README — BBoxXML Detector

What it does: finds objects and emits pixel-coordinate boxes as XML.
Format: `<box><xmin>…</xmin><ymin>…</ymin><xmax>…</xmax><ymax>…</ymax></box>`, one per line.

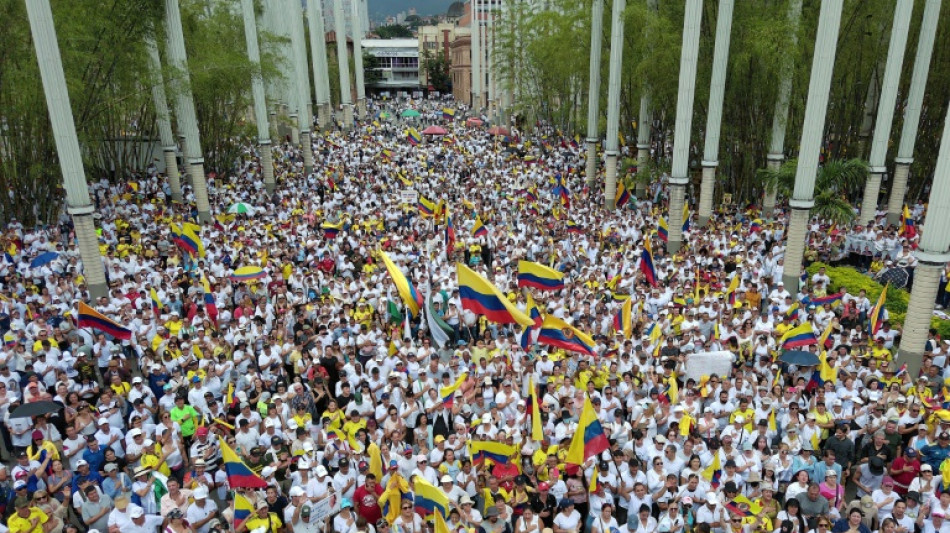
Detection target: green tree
<box><xmin>422</xmin><ymin>51</ymin><xmax>451</xmax><ymax>94</ymax></box>
<box><xmin>758</xmin><ymin>158</ymin><xmax>869</xmax><ymax>224</ymax></box>
<box><xmin>375</xmin><ymin>24</ymin><xmax>413</xmax><ymax>39</ymax></box>
<box><xmin>363</xmin><ymin>51</ymin><xmax>382</xmax><ymax>86</ymax></box>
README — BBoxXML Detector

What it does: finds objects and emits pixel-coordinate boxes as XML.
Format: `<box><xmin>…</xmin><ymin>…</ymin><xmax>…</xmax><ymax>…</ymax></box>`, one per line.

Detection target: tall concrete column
<box><xmin>697</xmin><ymin>0</ymin><xmax>734</xmax><ymax>227</ymax></box>
<box><xmin>288</xmin><ymin>0</ymin><xmax>315</xmax><ymax>174</ymax></box>
<box><xmin>308</xmin><ymin>0</ymin><xmax>333</xmax><ymax>131</ymax></box>
<box><xmin>584</xmin><ymin>0</ymin><xmax>604</xmax><ymax>188</ymax></box>
<box><xmin>763</xmin><ymin>0</ymin><xmax>803</xmax><ymax>220</ymax></box>
<box><xmin>26</xmin><ymin>0</ymin><xmax>108</xmax><ymax>299</ymax></box>
<box><xmin>667</xmin><ymin>0</ymin><xmax>703</xmax><ymax>253</ymax></box>
<box><xmin>333</xmin><ymin>0</ymin><xmax>353</xmax><ymax>130</ymax></box>
<box><xmin>165</xmin><ymin>0</ymin><xmax>211</xmax><ymax>223</ymax></box>
<box><xmin>902</xmin><ymin>100</ymin><xmax>950</xmax><ymax>375</ymax></box>
<box><xmin>886</xmin><ymin>0</ymin><xmax>940</xmax><ymax>226</ymax></box>
<box><xmin>859</xmin><ymin>0</ymin><xmax>913</xmax><ymax>227</ymax></box>
<box><xmin>145</xmin><ymin>34</ymin><xmax>182</xmax><ymax>203</ymax></box>
<box><xmin>634</xmin><ymin>0</ymin><xmax>658</xmax><ymax>199</ymax></box>
<box><xmin>471</xmin><ymin>1</ymin><xmax>482</xmax><ymax>110</ymax></box>
<box><xmin>603</xmin><ymin>0</ymin><xmax>625</xmax><ymax>209</ymax></box>
<box><xmin>782</xmin><ymin>0</ymin><xmax>844</xmax><ymax>290</ymax></box>
<box><xmin>351</xmin><ymin>0</ymin><xmax>366</xmax><ymax>120</ymax></box>
<box><xmin>241</xmin><ymin>0</ymin><xmax>275</xmax><ymax>193</ymax></box>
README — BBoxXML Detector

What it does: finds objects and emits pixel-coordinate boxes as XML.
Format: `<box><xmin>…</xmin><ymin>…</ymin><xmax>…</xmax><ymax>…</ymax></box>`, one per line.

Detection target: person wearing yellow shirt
<box><xmin>8</xmin><ymin>497</ymin><xmax>53</xmax><ymax>533</ymax></box>
<box><xmin>871</xmin><ymin>339</ymin><xmax>892</xmax><ymax>361</ymax></box>
<box><xmin>353</xmin><ymin>300</ymin><xmax>373</xmax><ymax>329</ymax></box>
<box><xmin>166</xmin><ymin>315</ymin><xmax>184</xmax><ymax>337</ymax></box>
<box><xmin>239</xmin><ymin>500</ymin><xmax>283</xmax><ymax>533</ymax></box>
<box><xmin>342</xmin><ymin>411</ymin><xmax>367</xmax><ymax>449</ymax></box>
<box><xmin>730</xmin><ymin>399</ymin><xmax>755</xmax><ymax>432</ymax></box>
<box><xmin>811</xmin><ymin>404</ymin><xmax>834</xmax><ymax>439</ymax></box>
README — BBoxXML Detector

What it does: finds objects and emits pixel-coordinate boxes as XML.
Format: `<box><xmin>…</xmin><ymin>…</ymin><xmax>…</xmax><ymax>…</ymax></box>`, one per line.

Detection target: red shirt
<box><xmin>890</xmin><ymin>456</ymin><xmax>920</xmax><ymax>493</ymax></box>
<box><xmin>353</xmin><ymin>483</ymin><xmax>383</xmax><ymax>523</ymax></box>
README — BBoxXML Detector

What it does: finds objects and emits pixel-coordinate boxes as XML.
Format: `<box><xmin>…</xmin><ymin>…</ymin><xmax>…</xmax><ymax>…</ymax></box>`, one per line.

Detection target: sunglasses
<box><xmin>402</xmin><ymin>506</ymin><xmax>412</xmax><ymax>510</ymax></box>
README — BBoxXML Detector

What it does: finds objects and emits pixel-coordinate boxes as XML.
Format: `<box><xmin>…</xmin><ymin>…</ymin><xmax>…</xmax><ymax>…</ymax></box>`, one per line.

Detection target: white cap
<box><xmin>289</xmin><ymin>486</ymin><xmax>306</xmax><ymax>497</ymax></box>
<box><xmin>98</xmin><ymin>418</ymin><xmax>110</xmax><ymax>426</ymax></box>
<box><xmin>264</xmin><ymin>419</ymin><xmax>276</xmax><ymax>428</ymax></box>
<box><xmin>129</xmin><ymin>428</ymin><xmax>143</xmax><ymax>438</ymax></box>
<box><xmin>316</xmin><ymin>465</ymin><xmax>329</xmax><ymax>477</ymax></box>
<box><xmin>129</xmin><ymin>505</ymin><xmax>145</xmax><ymax>519</ymax></box>
<box><xmin>441</xmin><ymin>475</ymin><xmax>453</xmax><ymax>484</ymax></box>
<box><xmin>193</xmin><ymin>486</ymin><xmax>209</xmax><ymax>499</ymax></box>
<box><xmin>261</xmin><ymin>466</ymin><xmax>276</xmax><ymax>478</ymax></box>
<box><xmin>132</xmin><ymin>377</ymin><xmax>142</xmax><ymax>384</ymax></box>
<box><xmin>706</xmin><ymin>491</ymin><xmax>718</xmax><ymax>502</ymax></box>
<box><xmin>481</xmin><ymin>414</ymin><xmax>492</xmax><ymax>424</ymax></box>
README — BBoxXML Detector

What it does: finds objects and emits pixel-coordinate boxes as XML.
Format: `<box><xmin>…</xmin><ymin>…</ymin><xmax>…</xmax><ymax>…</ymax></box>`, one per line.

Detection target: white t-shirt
<box><xmin>553</xmin><ymin>509</ymin><xmax>582</xmax><ymax>533</ymax></box>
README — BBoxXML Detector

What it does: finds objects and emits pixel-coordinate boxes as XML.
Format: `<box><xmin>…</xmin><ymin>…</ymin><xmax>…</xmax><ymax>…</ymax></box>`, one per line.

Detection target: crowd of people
<box><xmin>1</xmin><ymin>96</ymin><xmax>949</xmax><ymax>533</ymax></box>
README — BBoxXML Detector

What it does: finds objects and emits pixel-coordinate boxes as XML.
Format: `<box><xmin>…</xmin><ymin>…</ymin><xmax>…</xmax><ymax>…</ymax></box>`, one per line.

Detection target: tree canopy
<box><xmin>493</xmin><ymin>0</ymin><xmax>950</xmax><ymax>207</ymax></box>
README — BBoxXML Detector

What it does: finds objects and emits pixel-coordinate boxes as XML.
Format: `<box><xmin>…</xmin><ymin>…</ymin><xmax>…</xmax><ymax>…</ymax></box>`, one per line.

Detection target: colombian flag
<box><xmin>785</xmin><ymin>302</ymin><xmax>799</xmax><ymax>321</ymax></box>
<box><xmin>381</xmin><ymin>149</ymin><xmax>393</xmax><ymax>160</ymax></box>
<box><xmin>682</xmin><ymin>204</ymin><xmax>690</xmax><ymax>232</ymax></box>
<box><xmin>417</xmin><ymin>196</ymin><xmax>437</xmax><ymax>217</ymax></box>
<box><xmin>439</xmin><ymin>372</ymin><xmax>467</xmax><ymax>408</ymax></box>
<box><xmin>702</xmin><ymin>453</ymin><xmax>722</xmax><ymax>488</ymax></box>
<box><xmin>525</xmin><ymin>292</ymin><xmax>543</xmax><ymax>327</ymax></box>
<box><xmin>4</xmin><ymin>332</ymin><xmax>17</xmax><ymax>349</ymax></box>
<box><xmin>179</xmin><ymin>222</ymin><xmax>205</xmax><ymax>258</ymax></box>
<box><xmin>817</xmin><ymin>321</ymin><xmax>834</xmax><ymax>350</ymax></box>
<box><xmin>869</xmin><ymin>284</ymin><xmax>888</xmax><ymax>334</ymax></box>
<box><xmin>537</xmin><ymin>315</ymin><xmax>595</xmax><ymax>355</ymax></box>
<box><xmin>233</xmin><ymin>493</ymin><xmax>254</xmax><ymax>530</ymax></box>
<box><xmin>219</xmin><ymin>437</ymin><xmax>268</xmax><ymax>488</ymax></box>
<box><xmin>521</xmin><ymin>293</ymin><xmax>543</xmax><ymax>349</ymax></box>
<box><xmin>901</xmin><ymin>205</ymin><xmax>915</xmax><ymax>236</ymax></box>
<box><xmin>413</xmin><ymin>477</ymin><xmax>449</xmax><ymax>518</ymax></box>
<box><xmin>566</xmin><ymin>220</ymin><xmax>583</xmax><ymax>234</ymax></box>
<box><xmin>444</xmin><ymin>207</ymin><xmax>456</xmax><ymax>254</ymax></box>
<box><xmin>517</xmin><ymin>260</ymin><xmax>565</xmax><ymax>291</ymax></box>
<box><xmin>149</xmin><ymin>287</ymin><xmax>162</xmax><ymax>317</ymax></box>
<box><xmin>657</xmin><ymin>217</ymin><xmax>669</xmax><ymax>242</ymax></box>
<box><xmin>808</xmin><ymin>292</ymin><xmax>844</xmax><ymax>307</ymax></box>
<box><xmin>230</xmin><ymin>266</ymin><xmax>266</xmax><ymax>282</ymax></box>
<box><xmin>750</xmin><ymin>219</ymin><xmax>763</xmax><ymax>232</ymax></box>
<box><xmin>442</xmin><ymin>108</ymin><xmax>456</xmax><ymax>121</ymax></box>
<box><xmin>201</xmin><ymin>275</ymin><xmax>218</xmax><ymax>325</ymax></box>
<box><xmin>565</xmin><ymin>395</ymin><xmax>609</xmax><ymax>467</ymax></box>
<box><xmin>613</xmin><ymin>297</ymin><xmax>633</xmax><ymax>338</ymax></box>
<box><xmin>322</xmin><ymin>221</ymin><xmax>343</xmax><ymax>239</ymax></box>
<box><xmin>639</xmin><ymin>240</ymin><xmax>658</xmax><ymax>287</ymax></box>
<box><xmin>457</xmin><ymin>263</ymin><xmax>534</xmax><ymax>326</ymax></box>
<box><xmin>469</xmin><ymin>440</ymin><xmax>516</xmax><ymax>466</ymax></box>
<box><xmin>615</xmin><ymin>182</ymin><xmax>631</xmax><ymax>208</ymax></box>
<box><xmin>528</xmin><ymin>375</ymin><xmax>543</xmax><ymax>441</ymax></box>
<box><xmin>725</xmin><ymin>275</ymin><xmax>740</xmax><ymax>307</ymax></box>
<box><xmin>380</xmin><ymin>250</ymin><xmax>423</xmax><ymax>318</ymax></box>
<box><xmin>77</xmin><ymin>302</ymin><xmax>132</xmax><ymax>340</ymax></box>
<box><xmin>780</xmin><ymin>323</ymin><xmax>818</xmax><ymax>349</ymax></box>
<box><xmin>407</xmin><ymin>127</ymin><xmax>422</xmax><ymax>146</ymax></box>
<box><xmin>472</xmin><ymin>215</ymin><xmax>488</xmax><ymax>237</ymax></box>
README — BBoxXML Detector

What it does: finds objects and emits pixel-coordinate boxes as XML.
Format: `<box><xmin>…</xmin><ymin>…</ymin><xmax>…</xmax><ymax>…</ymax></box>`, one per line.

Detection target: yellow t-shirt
<box><xmin>8</xmin><ymin>507</ymin><xmax>49</xmax><ymax>533</ymax></box>
<box><xmin>812</xmin><ymin>410</ymin><xmax>833</xmax><ymax>439</ymax></box>
<box><xmin>244</xmin><ymin>512</ymin><xmax>283</xmax><ymax>533</ymax></box>
<box><xmin>731</xmin><ymin>409</ymin><xmax>755</xmax><ymax>431</ymax></box>
<box><xmin>31</xmin><ymin>338</ymin><xmax>59</xmax><ymax>353</ymax></box>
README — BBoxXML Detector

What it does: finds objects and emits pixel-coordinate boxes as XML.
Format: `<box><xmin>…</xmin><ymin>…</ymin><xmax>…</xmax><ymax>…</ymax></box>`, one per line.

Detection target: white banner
<box><xmin>684</xmin><ymin>351</ymin><xmax>734</xmax><ymax>383</ymax></box>
<box><xmin>308</xmin><ymin>493</ymin><xmax>342</xmax><ymax>522</ymax></box>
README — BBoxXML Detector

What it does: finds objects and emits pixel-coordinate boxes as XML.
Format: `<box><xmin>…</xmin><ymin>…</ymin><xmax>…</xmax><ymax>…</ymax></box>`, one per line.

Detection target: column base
<box><xmin>901</xmin><ymin>263</ymin><xmax>944</xmax><ymax>376</ymax></box>
<box><xmin>342</xmin><ymin>106</ymin><xmax>354</xmax><ymax>131</ymax></box>
<box><xmin>260</xmin><ymin>140</ymin><xmax>275</xmax><ymax>194</ymax></box>
<box><xmin>698</xmin><ymin>215</ymin><xmax>710</xmax><ymax>227</ymax></box>
<box><xmin>604</xmin><ymin>153</ymin><xmax>618</xmax><ymax>210</ymax></box>
<box><xmin>68</xmin><ymin>207</ymin><xmax>108</xmax><ymax>299</ymax></box>
<box><xmin>317</xmin><ymin>104</ymin><xmax>331</xmax><ymax>130</ymax></box>
<box><xmin>163</xmin><ymin>148</ymin><xmax>182</xmax><ymax>202</ymax></box>
<box><xmin>357</xmin><ymin>99</ymin><xmax>366</xmax><ymax>120</ymax></box>
<box><xmin>586</xmin><ymin>140</ymin><xmax>598</xmax><ymax>187</ymax></box>
<box><xmin>885</xmin><ymin>211</ymin><xmax>901</xmax><ymax>227</ymax></box>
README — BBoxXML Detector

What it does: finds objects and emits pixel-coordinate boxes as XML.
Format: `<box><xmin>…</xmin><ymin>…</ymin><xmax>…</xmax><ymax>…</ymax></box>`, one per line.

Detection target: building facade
<box><xmin>363</xmin><ymin>38</ymin><xmax>421</xmax><ymax>93</ymax></box>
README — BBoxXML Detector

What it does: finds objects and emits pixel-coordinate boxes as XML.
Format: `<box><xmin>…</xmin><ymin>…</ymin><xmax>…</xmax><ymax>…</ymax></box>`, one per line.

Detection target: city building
<box><xmin>449</xmin><ymin>28</ymin><xmax>472</xmax><ymax>104</ymax></box>
<box><xmin>417</xmin><ymin>23</ymin><xmax>458</xmax><ymax>88</ymax></box>
<box><xmin>362</xmin><ymin>38</ymin><xmax>421</xmax><ymax>93</ymax></box>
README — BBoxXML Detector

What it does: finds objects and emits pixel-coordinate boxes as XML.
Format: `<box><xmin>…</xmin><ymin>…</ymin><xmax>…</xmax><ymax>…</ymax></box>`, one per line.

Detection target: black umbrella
<box><xmin>778</xmin><ymin>350</ymin><xmax>820</xmax><ymax>367</ymax></box>
<box><xmin>9</xmin><ymin>401</ymin><xmax>62</xmax><ymax>419</ymax></box>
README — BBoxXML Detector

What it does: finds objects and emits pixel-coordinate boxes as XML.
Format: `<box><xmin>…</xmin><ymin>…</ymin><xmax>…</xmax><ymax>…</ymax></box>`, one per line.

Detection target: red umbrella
<box><xmin>466</xmin><ymin>117</ymin><xmax>483</xmax><ymax>127</ymax></box>
<box><xmin>487</xmin><ymin>126</ymin><xmax>510</xmax><ymax>136</ymax></box>
<box><xmin>422</xmin><ymin>125</ymin><xmax>447</xmax><ymax>136</ymax></box>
